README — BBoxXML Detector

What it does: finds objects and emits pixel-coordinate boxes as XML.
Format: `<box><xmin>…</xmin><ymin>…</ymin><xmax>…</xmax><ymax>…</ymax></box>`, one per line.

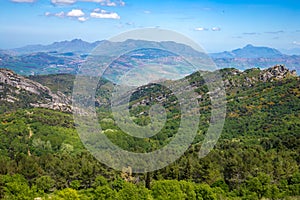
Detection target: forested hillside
<box><xmin>0</xmin><ymin>65</ymin><xmax>299</xmax><ymax>199</ymax></box>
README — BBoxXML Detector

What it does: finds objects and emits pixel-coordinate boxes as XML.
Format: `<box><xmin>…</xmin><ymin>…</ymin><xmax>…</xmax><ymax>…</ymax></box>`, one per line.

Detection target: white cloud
<box><xmin>44</xmin><ymin>11</ymin><xmax>65</xmax><ymax>18</ymax></box>
<box><xmin>103</xmin><ymin>1</ymin><xmax>116</xmax><ymax>6</ymax></box>
<box><xmin>194</xmin><ymin>27</ymin><xmax>208</xmax><ymax>31</ymax></box>
<box><xmin>51</xmin><ymin>0</ymin><xmax>76</xmax><ymax>4</ymax></box>
<box><xmin>82</xmin><ymin>0</ymin><xmax>104</xmax><ymax>2</ymax></box>
<box><xmin>45</xmin><ymin>10</ymin><xmax>89</xmax><ymax>22</ymax></box>
<box><xmin>93</xmin><ymin>8</ymin><xmax>101</xmax><ymax>12</ymax></box>
<box><xmin>90</xmin><ymin>9</ymin><xmax>120</xmax><ymax>19</ymax></box>
<box><xmin>119</xmin><ymin>0</ymin><xmax>125</xmax><ymax>6</ymax></box>
<box><xmin>51</xmin><ymin>0</ymin><xmax>126</xmax><ymax>6</ymax></box>
<box><xmin>81</xmin><ymin>0</ymin><xmax>125</xmax><ymax>6</ymax></box>
<box><xmin>86</xmin><ymin>0</ymin><xmax>118</xmax><ymax>6</ymax></box>
<box><xmin>144</xmin><ymin>10</ymin><xmax>151</xmax><ymax>14</ymax></box>
<box><xmin>55</xmin><ymin>11</ymin><xmax>65</xmax><ymax>17</ymax></box>
<box><xmin>11</xmin><ymin>0</ymin><xmax>35</xmax><ymax>2</ymax></box>
<box><xmin>67</xmin><ymin>9</ymin><xmax>85</xmax><ymax>17</ymax></box>
<box><xmin>78</xmin><ymin>17</ymin><xmax>89</xmax><ymax>22</ymax></box>
<box><xmin>45</xmin><ymin>12</ymin><xmax>51</xmax><ymax>16</ymax></box>
<box><xmin>211</xmin><ymin>27</ymin><xmax>221</xmax><ymax>31</ymax></box>
<box><xmin>293</xmin><ymin>41</ymin><xmax>300</xmax><ymax>46</ymax></box>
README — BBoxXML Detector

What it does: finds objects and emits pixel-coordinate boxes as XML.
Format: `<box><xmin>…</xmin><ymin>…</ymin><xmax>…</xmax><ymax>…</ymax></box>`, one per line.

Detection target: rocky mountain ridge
<box><xmin>0</xmin><ymin>65</ymin><xmax>298</xmax><ymax>113</ymax></box>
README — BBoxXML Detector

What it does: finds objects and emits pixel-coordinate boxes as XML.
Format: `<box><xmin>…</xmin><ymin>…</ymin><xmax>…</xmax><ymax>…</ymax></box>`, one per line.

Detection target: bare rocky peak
<box><xmin>259</xmin><ymin>65</ymin><xmax>297</xmax><ymax>82</ymax></box>
<box><xmin>221</xmin><ymin>65</ymin><xmax>298</xmax><ymax>89</ymax></box>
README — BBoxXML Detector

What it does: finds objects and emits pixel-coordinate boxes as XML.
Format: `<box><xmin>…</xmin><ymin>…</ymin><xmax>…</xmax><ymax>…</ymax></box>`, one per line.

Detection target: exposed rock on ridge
<box><xmin>222</xmin><ymin>65</ymin><xmax>297</xmax><ymax>88</ymax></box>
<box><xmin>260</xmin><ymin>65</ymin><xmax>297</xmax><ymax>82</ymax></box>
<box><xmin>0</xmin><ymin>68</ymin><xmax>71</xmax><ymax>112</ymax></box>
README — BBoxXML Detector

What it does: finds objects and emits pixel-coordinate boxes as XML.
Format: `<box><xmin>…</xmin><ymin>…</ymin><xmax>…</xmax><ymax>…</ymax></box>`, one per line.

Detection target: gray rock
<box><xmin>0</xmin><ymin>68</ymin><xmax>72</xmax><ymax>112</ymax></box>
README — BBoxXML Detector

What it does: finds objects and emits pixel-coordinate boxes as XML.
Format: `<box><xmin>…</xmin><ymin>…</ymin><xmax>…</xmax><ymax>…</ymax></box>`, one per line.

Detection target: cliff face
<box><xmin>0</xmin><ymin>68</ymin><xmax>71</xmax><ymax>112</ymax></box>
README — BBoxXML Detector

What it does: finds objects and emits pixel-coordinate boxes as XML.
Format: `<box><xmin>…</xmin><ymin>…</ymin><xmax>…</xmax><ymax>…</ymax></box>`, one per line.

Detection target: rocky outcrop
<box><xmin>259</xmin><ymin>65</ymin><xmax>297</xmax><ymax>82</ymax></box>
<box><xmin>0</xmin><ymin>68</ymin><xmax>71</xmax><ymax>112</ymax></box>
<box><xmin>0</xmin><ymin>68</ymin><xmax>51</xmax><ymax>95</ymax></box>
<box><xmin>222</xmin><ymin>65</ymin><xmax>298</xmax><ymax>89</ymax></box>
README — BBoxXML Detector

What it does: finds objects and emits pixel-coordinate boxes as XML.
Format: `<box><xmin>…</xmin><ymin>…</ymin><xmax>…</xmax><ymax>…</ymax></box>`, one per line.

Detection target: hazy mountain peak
<box><xmin>244</xmin><ymin>44</ymin><xmax>254</xmax><ymax>48</ymax></box>
<box><xmin>211</xmin><ymin>44</ymin><xmax>284</xmax><ymax>59</ymax></box>
<box><xmin>71</xmin><ymin>38</ymin><xmax>84</xmax><ymax>42</ymax></box>
<box><xmin>11</xmin><ymin>39</ymin><xmax>99</xmax><ymax>55</ymax></box>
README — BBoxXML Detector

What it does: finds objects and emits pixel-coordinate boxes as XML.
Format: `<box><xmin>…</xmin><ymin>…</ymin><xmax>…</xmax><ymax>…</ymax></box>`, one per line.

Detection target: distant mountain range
<box><xmin>11</xmin><ymin>39</ymin><xmax>101</xmax><ymax>55</ymax></box>
<box><xmin>9</xmin><ymin>39</ymin><xmax>300</xmax><ymax>57</ymax></box>
<box><xmin>9</xmin><ymin>39</ymin><xmax>205</xmax><ymax>57</ymax></box>
<box><xmin>209</xmin><ymin>44</ymin><xmax>284</xmax><ymax>59</ymax></box>
<box><xmin>0</xmin><ymin>39</ymin><xmax>299</xmax><ymax>75</ymax></box>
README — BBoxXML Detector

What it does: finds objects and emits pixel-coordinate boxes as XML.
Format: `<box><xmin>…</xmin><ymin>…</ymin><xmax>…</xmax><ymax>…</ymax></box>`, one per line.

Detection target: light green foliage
<box><xmin>194</xmin><ymin>183</ymin><xmax>217</xmax><ymax>200</ymax></box>
<box><xmin>53</xmin><ymin>188</ymin><xmax>80</xmax><ymax>200</ymax></box>
<box><xmin>70</xmin><ymin>180</ymin><xmax>81</xmax><ymax>190</ymax></box>
<box><xmin>0</xmin><ymin>174</ymin><xmax>38</xmax><ymax>200</ymax></box>
<box><xmin>245</xmin><ymin>173</ymin><xmax>272</xmax><ymax>199</ymax></box>
<box><xmin>151</xmin><ymin>180</ymin><xmax>188</xmax><ymax>200</ymax></box>
<box><xmin>117</xmin><ymin>182</ymin><xmax>152</xmax><ymax>200</ymax></box>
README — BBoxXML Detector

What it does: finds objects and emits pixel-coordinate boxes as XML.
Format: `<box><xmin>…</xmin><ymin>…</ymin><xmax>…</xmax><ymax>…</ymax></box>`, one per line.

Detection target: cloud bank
<box><xmin>50</xmin><ymin>0</ymin><xmax>125</xmax><ymax>6</ymax></box>
<box><xmin>90</xmin><ymin>9</ymin><xmax>120</xmax><ymax>19</ymax></box>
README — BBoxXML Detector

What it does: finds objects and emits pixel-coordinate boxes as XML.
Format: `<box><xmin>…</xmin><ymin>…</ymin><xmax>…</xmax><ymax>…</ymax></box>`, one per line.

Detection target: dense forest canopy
<box><xmin>0</xmin><ymin>66</ymin><xmax>299</xmax><ymax>199</ymax></box>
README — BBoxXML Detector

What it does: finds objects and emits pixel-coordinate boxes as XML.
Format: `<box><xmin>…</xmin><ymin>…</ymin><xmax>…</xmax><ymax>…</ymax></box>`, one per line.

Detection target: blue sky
<box><xmin>0</xmin><ymin>0</ymin><xmax>299</xmax><ymax>52</ymax></box>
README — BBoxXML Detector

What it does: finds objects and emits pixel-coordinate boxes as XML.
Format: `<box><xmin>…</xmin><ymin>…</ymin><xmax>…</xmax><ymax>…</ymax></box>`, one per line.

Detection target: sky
<box><xmin>0</xmin><ymin>0</ymin><xmax>300</xmax><ymax>52</ymax></box>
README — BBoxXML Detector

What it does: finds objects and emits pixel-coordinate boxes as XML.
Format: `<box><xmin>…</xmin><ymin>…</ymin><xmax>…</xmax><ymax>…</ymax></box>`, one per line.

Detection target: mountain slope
<box><xmin>0</xmin><ymin>65</ymin><xmax>299</xmax><ymax>199</ymax></box>
<box><xmin>1</xmin><ymin>64</ymin><xmax>298</xmax><ymax>115</ymax></box>
<box><xmin>0</xmin><ymin>68</ymin><xmax>71</xmax><ymax>113</ymax></box>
